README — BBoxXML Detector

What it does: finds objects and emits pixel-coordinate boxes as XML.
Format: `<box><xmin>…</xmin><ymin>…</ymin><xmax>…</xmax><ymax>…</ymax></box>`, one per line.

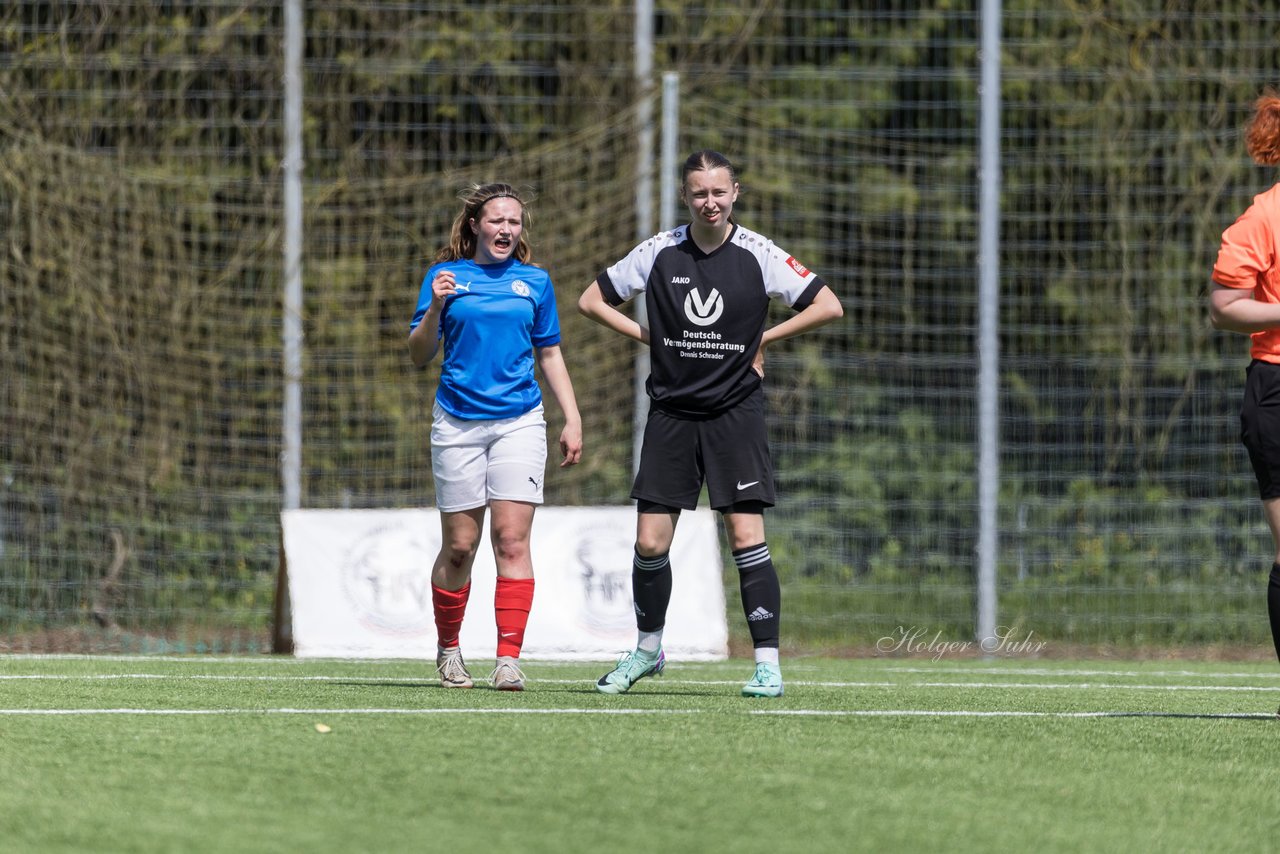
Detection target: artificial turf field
<box><xmin>3</xmin><ymin>655</ymin><xmax>1279</xmax><ymax>853</ymax></box>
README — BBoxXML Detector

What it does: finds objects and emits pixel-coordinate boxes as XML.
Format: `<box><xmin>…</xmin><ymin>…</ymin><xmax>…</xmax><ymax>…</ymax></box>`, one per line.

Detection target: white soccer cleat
<box><xmin>490</xmin><ymin>656</ymin><xmax>526</xmax><ymax>691</ymax></box>
<box><xmin>436</xmin><ymin>645</ymin><xmax>474</xmax><ymax>689</ymax></box>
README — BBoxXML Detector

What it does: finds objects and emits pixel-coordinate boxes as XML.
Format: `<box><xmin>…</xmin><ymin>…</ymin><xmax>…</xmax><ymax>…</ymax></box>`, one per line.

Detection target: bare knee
<box><xmin>635</xmin><ymin>505</ymin><xmax>678</xmax><ymax>556</ymax></box>
<box><xmin>491</xmin><ymin>526</ymin><xmax>530</xmax><ymax>565</ymax></box>
<box><xmin>722</xmin><ymin>513</ymin><xmax>765</xmax><ymax>551</ymax></box>
<box><xmin>635</xmin><ymin>529</ymin><xmax>671</xmax><ymax>557</ymax></box>
<box><xmin>441</xmin><ymin>535</ymin><xmax>480</xmax><ymax>569</ymax></box>
<box><xmin>635</xmin><ymin>519</ymin><xmax>677</xmax><ymax>556</ymax></box>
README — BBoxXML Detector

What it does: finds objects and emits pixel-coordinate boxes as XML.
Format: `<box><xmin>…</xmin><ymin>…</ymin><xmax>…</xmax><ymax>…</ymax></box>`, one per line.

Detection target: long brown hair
<box><xmin>1246</xmin><ymin>90</ymin><xmax>1280</xmax><ymax>166</ymax></box>
<box><xmin>434</xmin><ymin>182</ymin><xmax>533</xmax><ymax>263</ymax></box>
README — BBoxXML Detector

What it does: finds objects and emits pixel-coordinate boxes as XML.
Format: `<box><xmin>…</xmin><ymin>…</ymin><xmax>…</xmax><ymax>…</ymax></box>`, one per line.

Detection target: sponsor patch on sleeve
<box><xmin>785</xmin><ymin>256</ymin><xmax>809</xmax><ymax>277</ymax></box>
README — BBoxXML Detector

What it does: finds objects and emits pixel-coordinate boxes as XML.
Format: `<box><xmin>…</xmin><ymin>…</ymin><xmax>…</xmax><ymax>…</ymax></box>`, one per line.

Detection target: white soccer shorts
<box><xmin>429</xmin><ymin>401</ymin><xmax>548</xmax><ymax>512</ymax></box>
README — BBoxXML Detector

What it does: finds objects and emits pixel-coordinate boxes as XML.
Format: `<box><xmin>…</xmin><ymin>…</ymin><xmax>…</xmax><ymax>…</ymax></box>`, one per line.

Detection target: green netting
<box><xmin>2</xmin><ymin>1</ymin><xmax>1278</xmax><ymax>652</ymax></box>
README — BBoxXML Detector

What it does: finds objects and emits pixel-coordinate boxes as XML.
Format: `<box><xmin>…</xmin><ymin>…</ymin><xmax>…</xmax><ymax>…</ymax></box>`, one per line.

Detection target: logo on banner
<box><xmin>340</xmin><ymin>522</ymin><xmax>439</xmax><ymax>636</ymax></box>
<box><xmin>575</xmin><ymin>528</ymin><xmax>637</xmax><ymax>635</ymax></box>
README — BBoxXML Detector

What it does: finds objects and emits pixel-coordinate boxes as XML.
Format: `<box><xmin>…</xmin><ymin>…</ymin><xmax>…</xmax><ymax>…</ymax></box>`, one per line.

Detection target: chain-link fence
<box><xmin>1</xmin><ymin>1</ymin><xmax>1276</xmax><ymax>653</ymax></box>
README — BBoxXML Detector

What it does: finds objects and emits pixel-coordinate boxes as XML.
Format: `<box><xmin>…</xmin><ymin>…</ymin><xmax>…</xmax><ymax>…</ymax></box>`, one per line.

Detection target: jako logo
<box><xmin>684</xmin><ymin>287</ymin><xmax>724</xmax><ymax>326</ymax></box>
<box><xmin>672</xmin><ymin>276</ymin><xmax>691</xmax><ymax>284</ymax></box>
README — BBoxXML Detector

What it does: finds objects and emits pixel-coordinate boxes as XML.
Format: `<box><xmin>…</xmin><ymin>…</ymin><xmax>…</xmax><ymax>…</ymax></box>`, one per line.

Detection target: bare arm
<box><xmin>1209</xmin><ymin>283</ymin><xmax>1280</xmax><ymax>334</ymax></box>
<box><xmin>577</xmin><ymin>280</ymin><xmax>649</xmax><ymax>345</ymax></box>
<box><xmin>407</xmin><ymin>269</ymin><xmax>455</xmax><ymax>368</ymax></box>
<box><xmin>754</xmin><ymin>285</ymin><xmax>844</xmax><ymax>376</ymax></box>
<box><xmin>535</xmin><ymin>344</ymin><xmax>583</xmax><ymax>467</ymax></box>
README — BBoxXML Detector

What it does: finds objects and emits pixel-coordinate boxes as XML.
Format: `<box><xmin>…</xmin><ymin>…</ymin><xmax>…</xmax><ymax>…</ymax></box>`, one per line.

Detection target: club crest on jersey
<box><xmin>785</xmin><ymin>256</ymin><xmax>809</xmax><ymax>277</ymax></box>
<box><xmin>511</xmin><ymin>279</ymin><xmax>530</xmax><ymax>297</ymax></box>
<box><xmin>684</xmin><ymin>287</ymin><xmax>724</xmax><ymax>327</ymax></box>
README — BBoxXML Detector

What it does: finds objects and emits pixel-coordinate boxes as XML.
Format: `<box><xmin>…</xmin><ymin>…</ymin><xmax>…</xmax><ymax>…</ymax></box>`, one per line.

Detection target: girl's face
<box><xmin>469</xmin><ymin>197</ymin><xmax>523</xmax><ymax>264</ymax></box>
<box><xmin>681</xmin><ymin>167</ymin><xmax>738</xmax><ymax>231</ymax></box>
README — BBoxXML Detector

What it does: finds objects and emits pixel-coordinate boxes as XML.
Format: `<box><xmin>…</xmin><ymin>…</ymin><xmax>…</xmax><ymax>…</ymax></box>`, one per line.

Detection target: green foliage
<box><xmin>2</xmin><ymin>2</ymin><xmax>1279</xmax><ymax>647</ymax></box>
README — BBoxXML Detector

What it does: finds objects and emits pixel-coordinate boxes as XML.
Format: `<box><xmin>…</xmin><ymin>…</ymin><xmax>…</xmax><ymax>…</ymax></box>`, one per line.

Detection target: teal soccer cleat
<box><xmin>741</xmin><ymin>662</ymin><xmax>784</xmax><ymax>698</ymax></box>
<box><xmin>595</xmin><ymin>648</ymin><xmax>665</xmax><ymax>694</ymax></box>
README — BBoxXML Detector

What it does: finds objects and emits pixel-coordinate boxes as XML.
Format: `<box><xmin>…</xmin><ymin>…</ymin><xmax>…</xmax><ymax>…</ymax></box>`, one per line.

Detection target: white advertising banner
<box><xmin>281</xmin><ymin>507</ymin><xmax>728</xmax><ymax>661</ymax></box>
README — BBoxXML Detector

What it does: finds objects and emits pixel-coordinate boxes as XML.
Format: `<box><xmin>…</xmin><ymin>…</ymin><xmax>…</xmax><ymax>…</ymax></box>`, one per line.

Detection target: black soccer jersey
<box><xmin>597</xmin><ymin>223</ymin><xmax>826</xmax><ymax>416</ymax></box>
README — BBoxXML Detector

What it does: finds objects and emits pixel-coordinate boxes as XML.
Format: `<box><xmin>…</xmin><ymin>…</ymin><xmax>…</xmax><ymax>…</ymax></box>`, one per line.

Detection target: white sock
<box><xmin>637</xmin><ymin>630</ymin><xmax>663</xmax><ymax>654</ymax></box>
<box><xmin>754</xmin><ymin>647</ymin><xmax>779</xmax><ymax>666</ymax></box>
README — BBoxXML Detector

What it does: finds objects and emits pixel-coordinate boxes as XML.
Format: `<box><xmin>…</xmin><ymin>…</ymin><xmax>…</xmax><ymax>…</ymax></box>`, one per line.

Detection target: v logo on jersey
<box><xmin>683</xmin><ymin>287</ymin><xmax>724</xmax><ymax>327</ymax></box>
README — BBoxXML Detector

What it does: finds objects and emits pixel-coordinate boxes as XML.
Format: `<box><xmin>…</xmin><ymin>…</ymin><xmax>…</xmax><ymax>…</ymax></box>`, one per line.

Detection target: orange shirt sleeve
<box><xmin>1213</xmin><ymin>191</ymin><xmax>1277</xmax><ymax>291</ymax></box>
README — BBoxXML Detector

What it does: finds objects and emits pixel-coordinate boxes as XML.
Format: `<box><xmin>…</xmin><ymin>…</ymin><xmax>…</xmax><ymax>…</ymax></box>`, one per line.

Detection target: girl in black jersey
<box><xmin>579</xmin><ymin>150</ymin><xmax>843</xmax><ymax>697</ymax></box>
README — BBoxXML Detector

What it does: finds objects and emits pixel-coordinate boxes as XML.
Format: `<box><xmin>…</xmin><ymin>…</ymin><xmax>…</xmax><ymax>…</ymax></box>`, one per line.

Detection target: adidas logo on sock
<box><xmin>747</xmin><ymin>606</ymin><xmax>774</xmax><ymax>621</ymax></box>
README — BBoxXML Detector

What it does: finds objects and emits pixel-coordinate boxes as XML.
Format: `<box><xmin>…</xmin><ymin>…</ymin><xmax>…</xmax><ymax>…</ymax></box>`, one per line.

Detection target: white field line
<box><xmin>3</xmin><ymin>673</ymin><xmax>1276</xmax><ymax>719</ymax></box>
<box><xmin>884</xmin><ymin>666</ymin><xmax>1280</xmax><ymax>679</ymax></box>
<box><xmin>808</xmin><ymin>681</ymin><xmax>1280</xmax><ymax>693</ymax></box>
<box><xmin>4</xmin><ymin>654</ymin><xmax>1279</xmax><ymax>682</ymax></box>
<box><xmin>0</xmin><ymin>707</ymin><xmax>700</xmax><ymax>716</ymax></box>
<box><xmin>751</xmin><ymin>709</ymin><xmax>1277</xmax><ymax>720</ymax></box>
<box><xmin>5</xmin><ymin>655</ymin><xmax>1279</xmax><ymax>682</ymax></box>
<box><xmin>0</xmin><ymin>706</ymin><xmax>1272</xmax><ymax>721</ymax></box>
<box><xmin>1</xmin><ymin>673</ymin><xmax>1279</xmax><ymax>694</ymax></box>
<box><xmin>0</xmin><ymin>654</ymin><xmax>283</xmax><ymax>663</ymax></box>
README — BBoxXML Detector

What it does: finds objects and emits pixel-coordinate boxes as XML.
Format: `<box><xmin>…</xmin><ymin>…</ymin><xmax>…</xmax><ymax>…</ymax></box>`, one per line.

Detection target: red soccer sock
<box><xmin>432</xmin><ymin>582</ymin><xmax>471</xmax><ymax>648</ymax></box>
<box><xmin>494</xmin><ymin>577</ymin><xmax>535</xmax><ymax>658</ymax></box>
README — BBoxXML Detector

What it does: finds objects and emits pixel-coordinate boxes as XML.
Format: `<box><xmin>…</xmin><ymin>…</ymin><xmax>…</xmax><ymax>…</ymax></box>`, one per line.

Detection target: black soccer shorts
<box><xmin>632</xmin><ymin>386</ymin><xmax>776</xmax><ymax>512</ymax></box>
<box><xmin>1241</xmin><ymin>359</ymin><xmax>1280</xmax><ymax>501</ymax></box>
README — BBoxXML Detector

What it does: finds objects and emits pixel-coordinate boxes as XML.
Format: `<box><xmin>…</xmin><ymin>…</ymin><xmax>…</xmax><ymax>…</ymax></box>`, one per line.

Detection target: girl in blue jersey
<box><xmin>409</xmin><ymin>182</ymin><xmax>582</xmax><ymax>691</ymax></box>
<box><xmin>579</xmin><ymin>151</ymin><xmax>843</xmax><ymax>697</ymax></box>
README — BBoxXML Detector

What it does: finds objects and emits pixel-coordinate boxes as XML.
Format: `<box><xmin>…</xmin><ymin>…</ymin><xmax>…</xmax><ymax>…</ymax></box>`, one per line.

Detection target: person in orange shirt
<box><xmin>1209</xmin><ymin>89</ymin><xmax>1280</xmax><ymax>671</ymax></box>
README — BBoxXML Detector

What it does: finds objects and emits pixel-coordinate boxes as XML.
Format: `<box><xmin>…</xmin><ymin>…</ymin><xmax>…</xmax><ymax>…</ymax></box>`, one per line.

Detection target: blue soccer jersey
<box><xmin>409</xmin><ymin>258</ymin><xmax>562</xmax><ymax>420</ymax></box>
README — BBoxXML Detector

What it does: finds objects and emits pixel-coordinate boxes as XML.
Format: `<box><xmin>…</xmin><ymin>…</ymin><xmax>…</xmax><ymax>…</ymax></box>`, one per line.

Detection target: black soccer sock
<box><xmin>1268</xmin><ymin>564</ymin><xmax>1280</xmax><ymax>664</ymax></box>
<box><xmin>632</xmin><ymin>549</ymin><xmax>672</xmax><ymax>633</ymax></box>
<box><xmin>734</xmin><ymin>543</ymin><xmax>780</xmax><ymax>649</ymax></box>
